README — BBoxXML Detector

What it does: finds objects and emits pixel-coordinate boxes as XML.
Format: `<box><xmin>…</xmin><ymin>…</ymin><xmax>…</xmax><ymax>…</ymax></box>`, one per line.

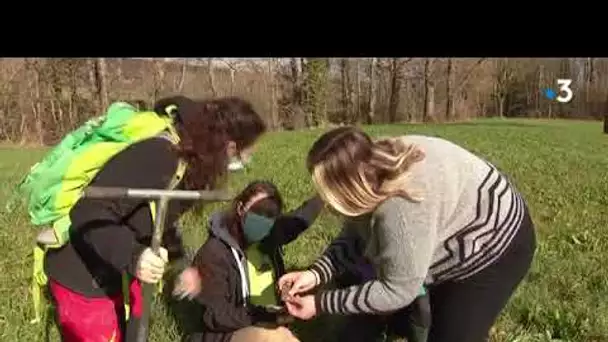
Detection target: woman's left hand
<box><xmin>284</xmin><ymin>294</ymin><xmax>318</xmax><ymax>320</ymax></box>
<box><xmin>173</xmin><ymin>267</ymin><xmax>202</xmax><ymax>300</ymax></box>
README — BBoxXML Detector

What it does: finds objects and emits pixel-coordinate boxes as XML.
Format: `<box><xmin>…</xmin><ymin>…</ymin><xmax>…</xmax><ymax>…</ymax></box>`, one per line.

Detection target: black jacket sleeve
<box><xmin>70</xmin><ymin>138</ymin><xmax>181</xmax><ymax>275</ymax></box>
<box><xmin>261</xmin><ymin>195</ymin><xmax>324</xmax><ymax>248</ymax></box>
<box><xmin>162</xmin><ymin>225</ymin><xmax>186</xmax><ymax>262</ymax></box>
<box><xmin>163</xmin><ymin>193</ymin><xmax>195</xmax><ymax>263</ymax></box>
<box><xmin>192</xmin><ymin>238</ymin><xmax>255</xmax><ymax>332</ymax></box>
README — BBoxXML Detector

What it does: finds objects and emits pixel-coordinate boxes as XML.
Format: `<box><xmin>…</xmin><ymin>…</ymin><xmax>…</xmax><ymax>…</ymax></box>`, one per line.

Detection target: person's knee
<box><xmin>269</xmin><ymin>326</ymin><xmax>299</xmax><ymax>341</ymax></box>
<box><xmin>231</xmin><ymin>326</ymin><xmax>263</xmax><ymax>341</ymax></box>
<box><xmin>231</xmin><ymin>326</ymin><xmax>299</xmax><ymax>342</ymax></box>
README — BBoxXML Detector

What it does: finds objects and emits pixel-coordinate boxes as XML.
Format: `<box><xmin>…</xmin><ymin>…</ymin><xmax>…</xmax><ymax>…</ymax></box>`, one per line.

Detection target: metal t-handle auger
<box><xmin>82</xmin><ymin>186</ymin><xmax>233</xmax><ymax>342</ymax></box>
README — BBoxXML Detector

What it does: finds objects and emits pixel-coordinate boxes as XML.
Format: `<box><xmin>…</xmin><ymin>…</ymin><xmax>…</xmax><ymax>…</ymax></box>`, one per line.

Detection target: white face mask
<box><xmin>227</xmin><ymin>154</ymin><xmax>252</xmax><ymax>172</ymax></box>
<box><xmin>228</xmin><ymin>158</ymin><xmax>245</xmax><ymax>171</ymax></box>
<box><xmin>227</xmin><ymin>142</ymin><xmax>254</xmax><ymax>172</ymax></box>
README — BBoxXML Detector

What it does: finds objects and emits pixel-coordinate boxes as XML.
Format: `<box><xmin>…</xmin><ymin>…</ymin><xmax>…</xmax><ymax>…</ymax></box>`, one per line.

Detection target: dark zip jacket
<box><xmin>188</xmin><ymin>197</ymin><xmax>324</xmax><ymax>342</ymax></box>
<box><xmin>44</xmin><ymin>137</ymin><xmax>192</xmax><ymax>298</ymax></box>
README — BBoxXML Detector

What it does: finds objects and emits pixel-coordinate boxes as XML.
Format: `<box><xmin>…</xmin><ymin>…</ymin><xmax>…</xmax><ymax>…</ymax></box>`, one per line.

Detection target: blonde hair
<box><xmin>308</xmin><ymin>127</ymin><xmax>425</xmax><ymax>217</ymax></box>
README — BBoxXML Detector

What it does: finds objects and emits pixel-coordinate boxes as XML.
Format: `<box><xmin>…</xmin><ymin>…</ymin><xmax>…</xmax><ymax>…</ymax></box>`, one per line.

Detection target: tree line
<box><xmin>0</xmin><ymin>57</ymin><xmax>606</xmax><ymax>145</ymax></box>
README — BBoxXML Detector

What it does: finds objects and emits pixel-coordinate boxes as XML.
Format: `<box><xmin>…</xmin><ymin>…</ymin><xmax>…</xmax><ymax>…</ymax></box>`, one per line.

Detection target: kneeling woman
<box><xmin>178</xmin><ymin>181</ymin><xmax>324</xmax><ymax>342</ymax></box>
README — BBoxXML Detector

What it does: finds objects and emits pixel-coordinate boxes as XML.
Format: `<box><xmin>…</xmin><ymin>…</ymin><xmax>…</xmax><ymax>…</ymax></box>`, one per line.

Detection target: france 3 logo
<box><xmin>543</xmin><ymin>79</ymin><xmax>573</xmax><ymax>103</ymax></box>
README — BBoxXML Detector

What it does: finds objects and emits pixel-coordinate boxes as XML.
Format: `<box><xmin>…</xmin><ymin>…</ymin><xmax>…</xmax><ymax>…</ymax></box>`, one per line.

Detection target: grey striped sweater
<box><xmin>309</xmin><ymin>135</ymin><xmax>527</xmax><ymax>315</ymax></box>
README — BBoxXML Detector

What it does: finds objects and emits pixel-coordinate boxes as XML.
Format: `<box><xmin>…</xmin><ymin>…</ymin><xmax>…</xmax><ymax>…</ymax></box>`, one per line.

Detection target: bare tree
<box><xmin>25</xmin><ymin>59</ymin><xmax>43</xmax><ymax>144</ymax></box>
<box><xmin>355</xmin><ymin>59</ymin><xmax>361</xmax><ymax>122</ymax></box>
<box><xmin>0</xmin><ymin>59</ymin><xmax>25</xmax><ymax>141</ymax></box>
<box><xmin>367</xmin><ymin>58</ymin><xmax>377</xmax><ymax>124</ymax></box>
<box><xmin>493</xmin><ymin>58</ymin><xmax>517</xmax><ymax>118</ymax></box>
<box><xmin>87</xmin><ymin>59</ymin><xmax>97</xmax><ymax>92</ymax></box>
<box><xmin>93</xmin><ymin>58</ymin><xmax>109</xmax><ymax>112</ymax></box>
<box><xmin>267</xmin><ymin>58</ymin><xmax>278</xmax><ymax>129</ymax></box>
<box><xmin>174</xmin><ymin>59</ymin><xmax>187</xmax><ymax>92</ymax></box>
<box><xmin>604</xmin><ymin>91</ymin><xmax>608</xmax><ymax>134</ymax></box>
<box><xmin>152</xmin><ymin>59</ymin><xmax>165</xmax><ymax>102</ymax></box>
<box><xmin>388</xmin><ymin>58</ymin><xmax>412</xmax><ymax>123</ymax></box>
<box><xmin>285</xmin><ymin>58</ymin><xmax>307</xmax><ymax>130</ymax></box>
<box><xmin>584</xmin><ymin>58</ymin><xmax>594</xmax><ymax>114</ymax></box>
<box><xmin>445</xmin><ymin>58</ymin><xmax>486</xmax><ymax>120</ymax></box>
<box><xmin>340</xmin><ymin>58</ymin><xmax>353</xmax><ymax>122</ymax></box>
<box><xmin>290</xmin><ymin>58</ymin><xmax>303</xmax><ymax>106</ymax></box>
<box><xmin>423</xmin><ymin>58</ymin><xmax>435</xmax><ymax>122</ymax></box>
<box><xmin>302</xmin><ymin>58</ymin><xmax>329</xmax><ymax>127</ymax></box>
<box><xmin>207</xmin><ymin>58</ymin><xmax>218</xmax><ymax>97</ymax></box>
<box><xmin>445</xmin><ymin>58</ymin><xmax>453</xmax><ymax>121</ymax></box>
<box><xmin>223</xmin><ymin>60</ymin><xmax>239</xmax><ymax>95</ymax></box>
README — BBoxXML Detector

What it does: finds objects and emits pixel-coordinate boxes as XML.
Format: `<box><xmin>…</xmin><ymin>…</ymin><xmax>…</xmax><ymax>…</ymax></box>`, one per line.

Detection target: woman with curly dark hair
<box><xmin>45</xmin><ymin>96</ymin><xmax>267</xmax><ymax>342</ymax></box>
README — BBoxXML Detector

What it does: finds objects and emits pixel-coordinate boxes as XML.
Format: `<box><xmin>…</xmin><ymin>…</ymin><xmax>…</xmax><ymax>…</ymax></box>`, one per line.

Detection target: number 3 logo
<box><xmin>556</xmin><ymin>79</ymin><xmax>573</xmax><ymax>103</ymax></box>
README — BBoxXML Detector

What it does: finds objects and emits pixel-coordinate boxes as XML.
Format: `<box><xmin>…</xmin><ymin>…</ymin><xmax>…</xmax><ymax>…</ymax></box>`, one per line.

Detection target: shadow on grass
<box><xmin>290</xmin><ymin>315</ymin><xmax>346</xmax><ymax>342</ymax></box>
<box><xmin>160</xmin><ymin>265</ymin><xmax>343</xmax><ymax>342</ymax></box>
<box><xmin>445</xmin><ymin>121</ymin><xmax>547</xmax><ymax>129</ymax></box>
<box><xmin>34</xmin><ymin>288</ymin><xmax>59</xmax><ymax>342</ymax></box>
<box><xmin>161</xmin><ymin>270</ymin><xmax>205</xmax><ymax>342</ymax></box>
<box><xmin>44</xmin><ymin>305</ymin><xmax>56</xmax><ymax>342</ymax></box>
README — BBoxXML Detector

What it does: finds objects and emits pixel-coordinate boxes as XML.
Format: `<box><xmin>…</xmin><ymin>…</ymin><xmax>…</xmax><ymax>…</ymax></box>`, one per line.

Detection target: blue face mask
<box><xmin>242</xmin><ymin>212</ymin><xmax>275</xmax><ymax>243</ymax></box>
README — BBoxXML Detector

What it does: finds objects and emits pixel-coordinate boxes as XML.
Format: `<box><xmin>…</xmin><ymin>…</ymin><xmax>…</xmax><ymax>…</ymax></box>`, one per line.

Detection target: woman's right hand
<box><xmin>279</xmin><ymin>270</ymin><xmax>319</xmax><ymax>298</ymax></box>
<box><xmin>135</xmin><ymin>247</ymin><xmax>168</xmax><ymax>284</ymax></box>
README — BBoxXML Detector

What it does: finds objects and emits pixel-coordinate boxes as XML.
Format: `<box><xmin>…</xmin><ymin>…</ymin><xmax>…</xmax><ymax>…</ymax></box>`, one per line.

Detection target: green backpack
<box><xmin>16</xmin><ymin>101</ymin><xmax>186</xmax><ymax>323</ymax></box>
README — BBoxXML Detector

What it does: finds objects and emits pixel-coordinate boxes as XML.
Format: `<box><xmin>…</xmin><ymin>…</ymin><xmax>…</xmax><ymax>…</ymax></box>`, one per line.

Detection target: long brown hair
<box><xmin>306</xmin><ymin>126</ymin><xmax>425</xmax><ymax>216</ymax></box>
<box><xmin>165</xmin><ymin>97</ymin><xmax>267</xmax><ymax>190</ymax></box>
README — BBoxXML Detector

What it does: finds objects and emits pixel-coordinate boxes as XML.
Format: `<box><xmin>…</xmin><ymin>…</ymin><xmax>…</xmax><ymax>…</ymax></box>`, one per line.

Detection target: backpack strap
<box><xmin>30</xmin><ymin>221</ymin><xmax>66</xmax><ymax>323</ymax></box>
<box><xmin>123</xmin><ymin>128</ymin><xmax>187</xmax><ymax>321</ymax></box>
<box><xmin>157</xmin><ymin>125</ymin><xmax>187</xmax><ymax>189</ymax></box>
<box><xmin>30</xmin><ymin>245</ymin><xmax>47</xmax><ymax>323</ymax></box>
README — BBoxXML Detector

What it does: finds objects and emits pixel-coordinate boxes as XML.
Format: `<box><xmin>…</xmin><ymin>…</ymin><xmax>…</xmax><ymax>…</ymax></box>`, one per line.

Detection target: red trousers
<box><xmin>50</xmin><ymin>279</ymin><xmax>142</xmax><ymax>342</ymax></box>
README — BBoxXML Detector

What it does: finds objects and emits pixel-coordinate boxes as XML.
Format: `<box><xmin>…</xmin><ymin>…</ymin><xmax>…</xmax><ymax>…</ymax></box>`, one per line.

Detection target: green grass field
<box><xmin>1</xmin><ymin>119</ymin><xmax>607</xmax><ymax>342</ymax></box>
